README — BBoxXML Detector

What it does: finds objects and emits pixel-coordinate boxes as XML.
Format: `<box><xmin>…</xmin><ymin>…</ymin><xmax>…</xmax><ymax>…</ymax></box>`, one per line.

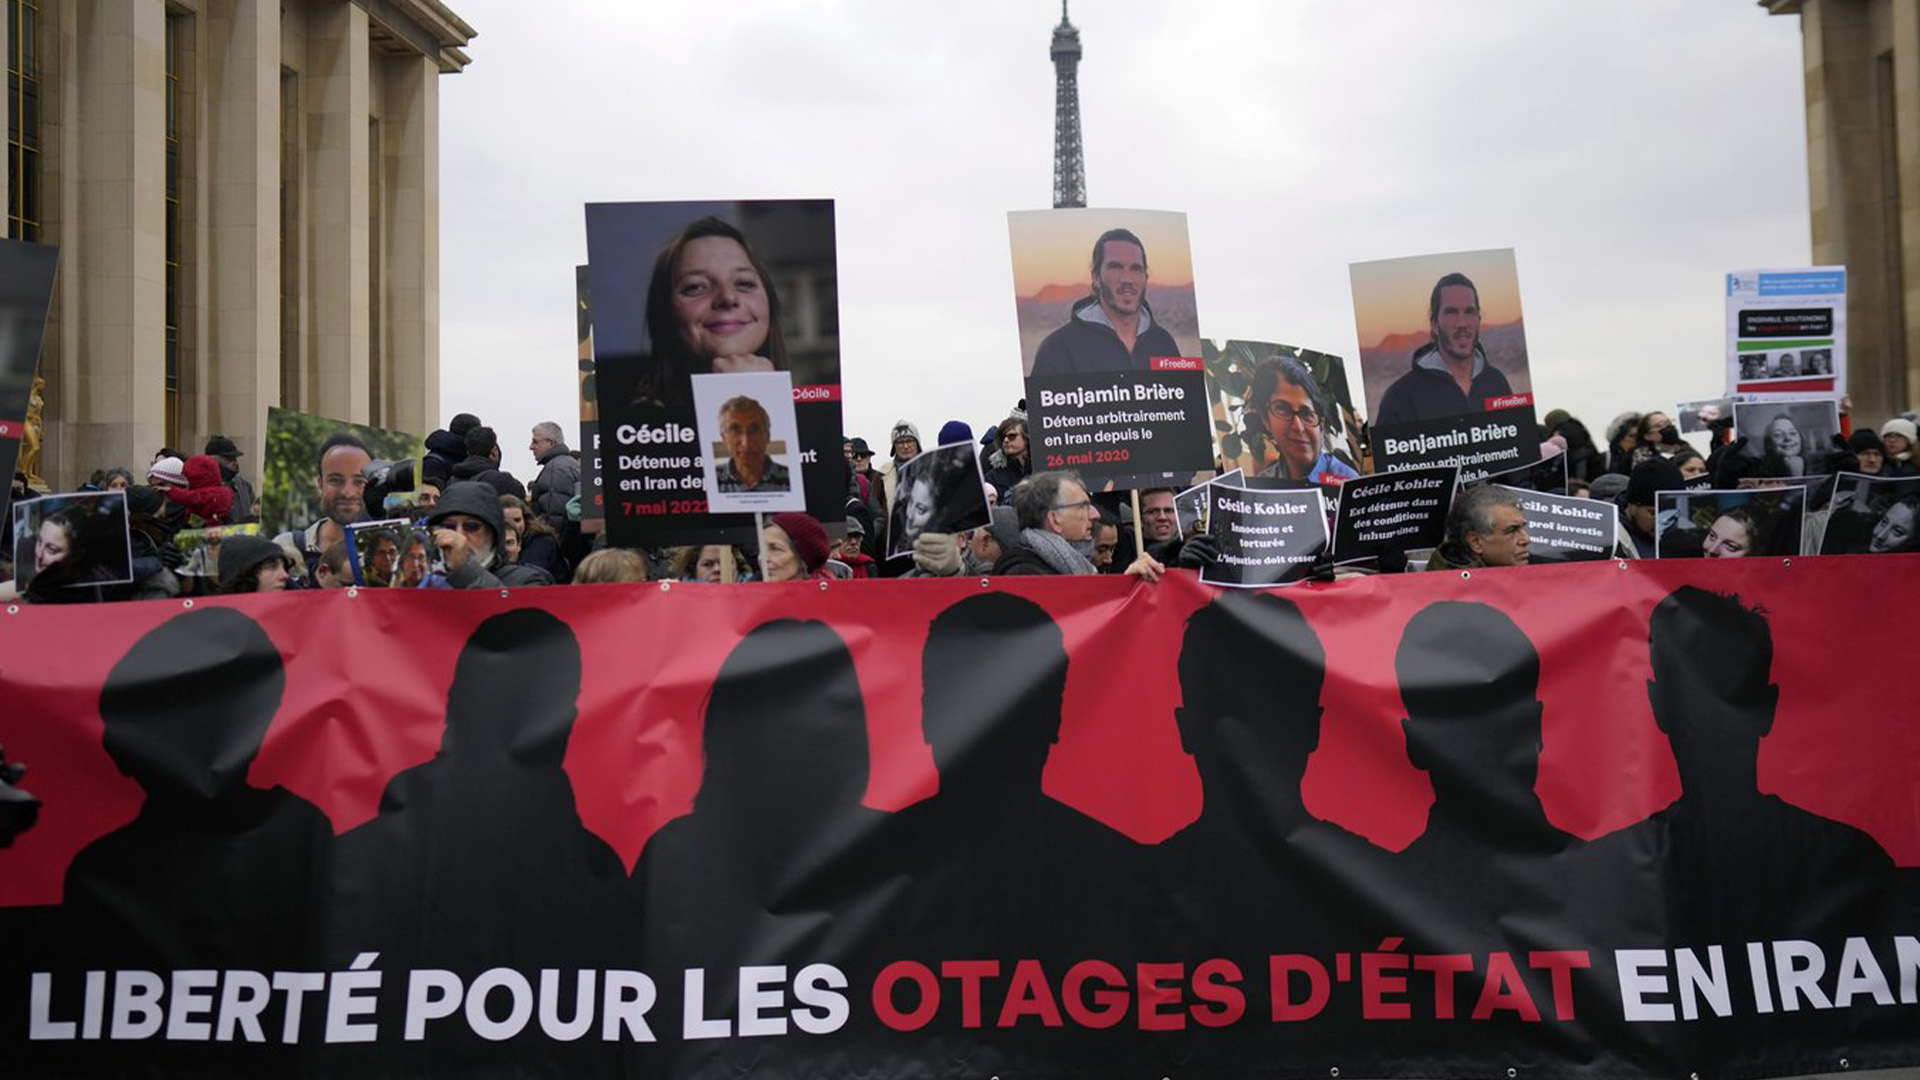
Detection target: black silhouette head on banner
<box><xmin>696</xmin><ymin>618</ymin><xmax>869</xmax><ymax>820</ymax></box>
<box><xmin>1397</xmin><ymin>602</ymin><xmax>1560</xmax><ymax>850</ymax></box>
<box><xmin>1176</xmin><ymin>592</ymin><xmax>1326</xmax><ymax>787</ymax></box>
<box><xmin>921</xmin><ymin>593</ymin><xmax>1068</xmax><ymax>800</ymax></box>
<box><xmin>1646</xmin><ymin>586</ymin><xmax>1778</xmax><ymax>794</ymax></box>
<box><xmin>441</xmin><ymin>607</ymin><xmax>581</xmax><ymax>767</ymax></box>
<box><xmin>100</xmin><ymin>607</ymin><xmax>285</xmax><ymax>804</ymax></box>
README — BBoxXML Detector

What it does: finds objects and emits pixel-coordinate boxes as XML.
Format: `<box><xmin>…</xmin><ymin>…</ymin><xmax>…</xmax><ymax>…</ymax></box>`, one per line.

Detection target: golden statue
<box><xmin>19</xmin><ymin>375</ymin><xmax>46</xmax><ymax>489</ymax></box>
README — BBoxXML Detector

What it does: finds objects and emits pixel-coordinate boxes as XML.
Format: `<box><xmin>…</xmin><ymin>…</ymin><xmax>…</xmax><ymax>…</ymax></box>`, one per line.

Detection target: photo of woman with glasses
<box><xmin>1247</xmin><ymin>357</ymin><xmax>1360</xmax><ymax>484</ymax></box>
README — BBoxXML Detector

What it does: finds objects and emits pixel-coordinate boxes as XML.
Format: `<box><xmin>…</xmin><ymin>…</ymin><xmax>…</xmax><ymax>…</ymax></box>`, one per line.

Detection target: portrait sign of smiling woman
<box><xmin>584</xmin><ymin>200</ymin><xmax>844</xmax><ymax>548</ymax></box>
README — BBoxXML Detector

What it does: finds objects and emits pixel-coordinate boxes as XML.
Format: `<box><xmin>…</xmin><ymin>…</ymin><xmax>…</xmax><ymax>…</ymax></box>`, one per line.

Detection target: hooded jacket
<box><xmin>451</xmin><ymin>454</ymin><xmax>527</xmax><ymax>500</ymax></box>
<box><xmin>1373</xmin><ymin>342</ymin><xmax>1515</xmax><ymax>428</ymax></box>
<box><xmin>426</xmin><ymin>481</ymin><xmax>553</xmax><ymax>588</ymax></box>
<box><xmin>165</xmin><ymin>454</ymin><xmax>235</xmax><ymax>526</ymax></box>
<box><xmin>1031</xmin><ymin>295</ymin><xmax>1182</xmax><ymax>377</ymax></box>
<box><xmin>424</xmin><ymin>429</ymin><xmax>467</xmax><ymax>475</ymax></box>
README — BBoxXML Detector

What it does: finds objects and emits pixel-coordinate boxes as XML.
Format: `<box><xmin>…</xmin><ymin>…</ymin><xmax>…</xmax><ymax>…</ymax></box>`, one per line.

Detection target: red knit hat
<box><xmin>769</xmin><ymin>512</ymin><xmax>831</xmax><ymax>574</ymax></box>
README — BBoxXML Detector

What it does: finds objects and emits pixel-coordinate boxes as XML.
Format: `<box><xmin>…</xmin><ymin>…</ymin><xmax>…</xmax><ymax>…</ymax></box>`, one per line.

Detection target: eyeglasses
<box><xmin>1265</xmin><ymin>400</ymin><xmax>1322</xmax><ymax>428</ymax></box>
<box><xmin>1051</xmin><ymin>499</ymin><xmax>1093</xmax><ymax>513</ymax></box>
<box><xmin>439</xmin><ymin>518</ymin><xmax>489</xmax><ymax>535</ymax></box>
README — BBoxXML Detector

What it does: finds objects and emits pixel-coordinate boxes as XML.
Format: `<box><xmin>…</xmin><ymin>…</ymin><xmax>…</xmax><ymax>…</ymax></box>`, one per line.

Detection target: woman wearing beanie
<box><xmin>761</xmin><ymin>512</ymin><xmax>833</xmax><ymax>582</ymax></box>
<box><xmin>1878</xmin><ymin>418</ymin><xmax>1918</xmax><ymax>477</ymax></box>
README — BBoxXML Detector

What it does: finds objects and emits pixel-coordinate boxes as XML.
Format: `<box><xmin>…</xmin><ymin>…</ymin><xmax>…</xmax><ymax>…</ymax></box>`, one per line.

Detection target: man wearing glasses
<box><xmin>994</xmin><ymin>471</ymin><xmax>1164</xmax><ymax>581</ymax></box>
<box><xmin>712</xmin><ymin>396</ymin><xmax>790</xmax><ymax>493</ymax></box>
<box><xmin>1374</xmin><ymin>271</ymin><xmax>1515</xmax><ymax>426</ymax></box>
<box><xmin>1251</xmin><ymin>358</ymin><xmax>1360</xmax><ymax>484</ymax></box>
<box><xmin>425</xmin><ymin>481</ymin><xmax>554</xmax><ymax>588</ymax></box>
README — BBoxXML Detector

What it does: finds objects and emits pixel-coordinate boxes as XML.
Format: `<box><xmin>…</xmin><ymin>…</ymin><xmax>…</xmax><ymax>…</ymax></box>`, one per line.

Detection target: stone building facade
<box><xmin>1764</xmin><ymin>0</ymin><xmax>1919</xmax><ymax>421</ymax></box>
<box><xmin>4</xmin><ymin>0</ymin><xmax>472</xmax><ymax>486</ymax></box>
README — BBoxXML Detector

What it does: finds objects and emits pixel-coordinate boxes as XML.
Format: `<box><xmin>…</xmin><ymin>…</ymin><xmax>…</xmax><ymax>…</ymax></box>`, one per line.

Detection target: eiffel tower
<box><xmin>1050</xmin><ymin>1</ymin><xmax>1086</xmax><ymax>209</ymax></box>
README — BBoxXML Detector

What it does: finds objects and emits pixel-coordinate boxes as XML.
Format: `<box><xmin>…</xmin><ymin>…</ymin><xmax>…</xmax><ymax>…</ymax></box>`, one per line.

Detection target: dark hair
<box><xmin>1709</xmin><ymin>505</ymin><xmax>1760</xmax><ymax>551</ymax></box>
<box><xmin>1245</xmin><ymin>356</ymin><xmax>1333</xmax><ymax>445</ymax></box>
<box><xmin>40</xmin><ymin>506</ymin><xmax>90</xmax><ymax>565</ymax></box>
<box><xmin>317</xmin><ymin>539</ymin><xmax>353</xmax><ymax>579</ymax></box>
<box><xmin>318</xmin><ymin>432</ymin><xmax>370</xmax><ymax>474</ymax></box>
<box><xmin>225</xmin><ymin>550</ymin><xmax>293</xmax><ymax>595</ymax></box>
<box><xmin>636</xmin><ymin>217</ymin><xmax>789</xmax><ymax>410</ymax></box>
<box><xmin>1872</xmin><ymin>492</ymin><xmax>1920</xmax><ymax>553</ymax></box>
<box><xmin>1089</xmin><ymin>227</ymin><xmax>1147</xmax><ymax>278</ymax></box>
<box><xmin>1427</xmin><ymin>272</ymin><xmax>1479</xmax><ymax>326</ymax></box>
<box><xmin>448</xmin><ymin>413</ymin><xmax>482</xmax><ymax>437</ymax></box>
<box><xmin>1762</xmin><ymin>414</ymin><xmax>1803</xmax><ymax>456</ymax></box>
<box><xmin>464</xmin><ymin>425</ymin><xmax>498</xmax><ymax>458</ymax></box>
<box><xmin>499</xmin><ymin>492</ymin><xmax>556</xmax><ymax>539</ymax></box>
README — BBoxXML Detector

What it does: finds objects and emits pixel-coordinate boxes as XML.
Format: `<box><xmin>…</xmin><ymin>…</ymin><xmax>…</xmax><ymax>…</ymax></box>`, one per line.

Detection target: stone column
<box><xmin>72</xmin><ymin>0</ymin><xmax>167</xmax><ymax>471</ymax></box>
<box><xmin>304</xmin><ymin>0</ymin><xmax>367</xmax><ymax>423</ymax></box>
<box><xmin>383</xmin><ymin>50</ymin><xmax>437</xmax><ymax>440</ymax></box>
<box><xmin>1800</xmin><ymin>0</ymin><xmax>1904</xmax><ymax>419</ymax></box>
<box><xmin>1892</xmin><ymin>0</ymin><xmax>1920</xmax><ymax>411</ymax></box>
<box><xmin>202</xmin><ymin>0</ymin><xmax>279</xmax><ymax>468</ymax></box>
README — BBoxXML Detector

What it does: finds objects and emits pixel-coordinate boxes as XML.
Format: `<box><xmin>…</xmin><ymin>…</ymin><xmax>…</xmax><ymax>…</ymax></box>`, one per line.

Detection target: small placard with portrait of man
<box><xmin>692</xmin><ymin>371</ymin><xmax>805</xmax><ymax>513</ymax></box>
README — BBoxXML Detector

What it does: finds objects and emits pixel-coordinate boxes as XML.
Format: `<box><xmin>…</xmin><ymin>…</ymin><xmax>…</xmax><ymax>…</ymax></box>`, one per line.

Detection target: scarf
<box><xmin>1018</xmin><ymin>527</ymin><xmax>1096</xmax><ymax>576</ymax></box>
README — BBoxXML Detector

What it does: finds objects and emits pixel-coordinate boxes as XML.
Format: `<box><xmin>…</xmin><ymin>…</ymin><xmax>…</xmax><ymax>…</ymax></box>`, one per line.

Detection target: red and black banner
<box><xmin>3</xmin><ymin>560</ymin><xmax>1917</xmax><ymax>1078</ymax></box>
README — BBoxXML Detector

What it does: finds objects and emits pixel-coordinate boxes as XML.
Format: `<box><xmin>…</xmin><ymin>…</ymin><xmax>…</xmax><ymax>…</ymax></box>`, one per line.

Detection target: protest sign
<box><xmin>262</xmin><ymin>407</ymin><xmax>420</xmax><ymax>543</ymax></box>
<box><xmin>1726</xmin><ymin>267</ymin><xmax>1845</xmax><ymax>398</ymax></box>
<box><xmin>584</xmin><ymin>200</ymin><xmax>844</xmax><ymax>548</ymax></box>
<box><xmin>1010</xmin><ymin>209</ymin><xmax>1213</xmax><ymax>485</ymax></box>
<box><xmin>691</xmin><ymin>372</ymin><xmax>805</xmax><ymax>514</ymax></box>
<box><xmin>1819</xmin><ymin>472</ymin><xmax>1920</xmax><ymax>555</ymax></box>
<box><xmin>345</xmin><ymin>519</ymin><xmax>420</xmax><ymax>588</ymax></box>
<box><xmin>1468</xmin><ymin>447</ymin><xmax>1568</xmax><ymax>495</ymax></box>
<box><xmin>1729</xmin><ymin>398</ymin><xmax>1840</xmax><ymax>476</ymax></box>
<box><xmin>1498</xmin><ymin>485</ymin><xmax>1615</xmax><ymax>562</ymax></box>
<box><xmin>0</xmin><ymin>240</ymin><xmax>58</xmax><ymax>528</ymax></box>
<box><xmin>1656</xmin><ymin>488</ymin><xmax>1805</xmax><ymax>559</ymax></box>
<box><xmin>1199</xmin><ymin>480</ymin><xmax>1327</xmax><ymax>587</ymax></box>
<box><xmin>575</xmin><ymin>265</ymin><xmax>604</xmax><ymax>533</ymax></box>
<box><xmin>172</xmin><ymin>523</ymin><xmax>263</xmax><ymax>581</ymax></box>
<box><xmin>1199</xmin><ymin>339</ymin><xmax>1363</xmax><ymax>482</ymax></box>
<box><xmin>4</xmin><ymin>567</ymin><xmax>1920</xmax><ymax>1079</ymax></box>
<box><xmin>885</xmin><ymin>441</ymin><xmax>990</xmax><ymax>560</ymax></box>
<box><xmin>1676</xmin><ymin>397</ymin><xmax>1731</xmax><ymax>434</ymax></box>
<box><xmin>1329</xmin><ymin>465</ymin><xmax>1456</xmax><ymax>565</ymax></box>
<box><xmin>10</xmin><ymin>490</ymin><xmax>132</xmax><ymax>593</ymax></box>
<box><xmin>1174</xmin><ymin>468</ymin><xmax>1238</xmax><ymax>537</ymax></box>
<box><xmin>1351</xmin><ymin>248</ymin><xmax>1538</xmax><ymax>478</ymax></box>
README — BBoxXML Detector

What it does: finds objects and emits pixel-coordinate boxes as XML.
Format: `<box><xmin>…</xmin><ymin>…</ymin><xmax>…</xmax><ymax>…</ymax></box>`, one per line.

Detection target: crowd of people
<box><xmin>6</xmin><ymin>391</ymin><xmax>1919</xmax><ymax>603</ymax></box>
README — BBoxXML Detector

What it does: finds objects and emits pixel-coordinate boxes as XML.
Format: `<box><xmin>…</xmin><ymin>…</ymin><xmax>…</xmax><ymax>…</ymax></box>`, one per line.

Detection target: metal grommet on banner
<box><xmin>1618</xmin><ymin>561</ymin><xmax>1629</xmax><ymax>570</ymax></box>
<box><xmin>346</xmin><ymin>586</ymin><xmax>358</xmax><ymax>598</ymax></box>
<box><xmin>1690</xmin><ymin>1073</ymin><xmax>1700</xmax><ymax>1080</ymax></box>
<box><xmin>182</xmin><ymin>598</ymin><xmax>194</xmax><ymax>609</ymax></box>
<box><xmin>1839</xmin><ymin>1060</ymin><xmax>1850</xmax><ymax>1070</ymax></box>
<box><xmin>1506</xmin><ymin>1069</ymin><xmax>1518</xmax><ymax>1079</ymax></box>
<box><xmin>499</xmin><ymin>589</ymin><xmax>511</xmax><ymax>599</ymax></box>
<box><xmin>1781</xmin><ymin>558</ymin><xmax>1792</xmax><ymax>568</ymax></box>
<box><xmin>1330</xmin><ymin>1069</ymin><xmax>1341</xmax><ymax>1079</ymax></box>
<box><xmin>659</xmin><ymin>580</ymin><xmax>672</xmax><ymax>592</ymax></box>
<box><xmin>818</xmin><ymin>580</ymin><xmax>829</xmax><ymax>592</ymax></box>
<box><xmin>1459</xmin><ymin>570</ymin><xmax>1471</xmax><ymax>580</ymax></box>
<box><xmin>979</xmin><ymin>576</ymin><xmax>991</xmax><ymax>589</ymax></box>
<box><xmin>5</xmin><ymin>604</ymin><xmax>16</xmax><ymax>615</ymax></box>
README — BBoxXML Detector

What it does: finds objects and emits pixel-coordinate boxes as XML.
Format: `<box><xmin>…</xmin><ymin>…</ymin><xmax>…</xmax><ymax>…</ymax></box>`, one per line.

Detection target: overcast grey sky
<box><xmin>438</xmin><ymin>1</ymin><xmax>1811</xmax><ymax>480</ymax></box>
